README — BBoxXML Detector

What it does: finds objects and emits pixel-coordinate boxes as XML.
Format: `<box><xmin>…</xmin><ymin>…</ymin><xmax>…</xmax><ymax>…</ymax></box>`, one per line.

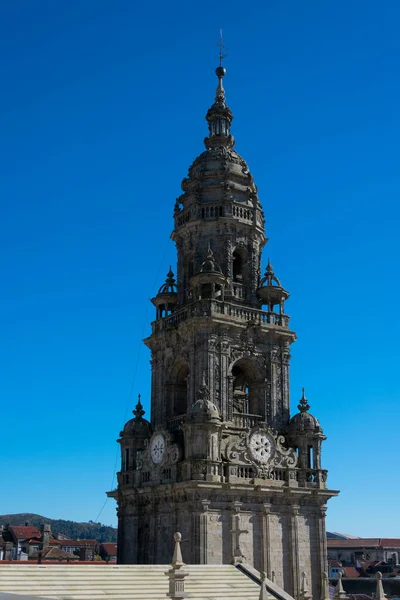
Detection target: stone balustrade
<box><xmin>117</xmin><ymin>463</ymin><xmax>328</xmax><ymax>490</ymax></box>
<box><xmin>152</xmin><ymin>299</ymin><xmax>290</xmax><ymax>334</ymax></box>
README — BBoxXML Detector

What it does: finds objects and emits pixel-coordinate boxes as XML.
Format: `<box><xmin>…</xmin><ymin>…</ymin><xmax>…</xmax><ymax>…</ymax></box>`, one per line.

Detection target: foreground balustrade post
<box><xmin>334</xmin><ymin>571</ymin><xmax>348</xmax><ymax>600</ymax></box>
<box><xmin>298</xmin><ymin>571</ymin><xmax>312</xmax><ymax>600</ymax></box>
<box><xmin>165</xmin><ymin>532</ymin><xmax>189</xmax><ymax>599</ymax></box>
<box><xmin>320</xmin><ymin>571</ymin><xmax>330</xmax><ymax>600</ymax></box>
<box><xmin>375</xmin><ymin>572</ymin><xmax>387</xmax><ymax>600</ymax></box>
<box><xmin>259</xmin><ymin>571</ymin><xmax>268</xmax><ymax>600</ymax></box>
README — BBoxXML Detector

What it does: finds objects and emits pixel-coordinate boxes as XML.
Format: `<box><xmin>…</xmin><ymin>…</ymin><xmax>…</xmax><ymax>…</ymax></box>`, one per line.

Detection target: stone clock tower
<box><xmin>108</xmin><ymin>64</ymin><xmax>338</xmax><ymax>599</ymax></box>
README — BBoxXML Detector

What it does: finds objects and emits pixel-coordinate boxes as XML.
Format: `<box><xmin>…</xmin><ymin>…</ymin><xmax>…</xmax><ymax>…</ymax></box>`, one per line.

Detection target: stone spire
<box><xmin>204</xmin><ymin>64</ymin><xmax>234</xmax><ymax>149</ymax></box>
<box><xmin>298</xmin><ymin>388</ymin><xmax>311</xmax><ymax>413</ymax></box>
<box><xmin>133</xmin><ymin>394</ymin><xmax>145</xmax><ymax>419</ymax></box>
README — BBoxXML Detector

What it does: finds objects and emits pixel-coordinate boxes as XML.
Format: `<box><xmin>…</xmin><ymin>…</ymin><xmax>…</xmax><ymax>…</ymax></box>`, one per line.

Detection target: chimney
<box><xmin>40</xmin><ymin>524</ymin><xmax>51</xmax><ymax>549</ymax></box>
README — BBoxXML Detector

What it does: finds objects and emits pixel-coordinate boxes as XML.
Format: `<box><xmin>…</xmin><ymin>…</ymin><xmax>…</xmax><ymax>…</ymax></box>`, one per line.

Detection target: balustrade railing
<box><xmin>232</xmin><ymin>282</ymin><xmax>247</xmax><ymax>300</ymax></box>
<box><xmin>226</xmin><ymin>465</ymin><xmax>327</xmax><ymax>488</ymax></box>
<box><xmin>231</xmin><ymin>413</ymin><xmax>263</xmax><ymax>428</ymax></box>
<box><xmin>168</xmin><ymin>414</ymin><xmax>186</xmax><ymax>432</ymax></box>
<box><xmin>152</xmin><ymin>299</ymin><xmax>289</xmax><ymax>333</ymax></box>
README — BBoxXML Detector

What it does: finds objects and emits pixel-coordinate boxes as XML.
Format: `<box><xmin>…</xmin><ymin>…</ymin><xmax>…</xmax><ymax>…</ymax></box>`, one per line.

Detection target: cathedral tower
<box><xmin>108</xmin><ymin>64</ymin><xmax>338</xmax><ymax>600</ymax></box>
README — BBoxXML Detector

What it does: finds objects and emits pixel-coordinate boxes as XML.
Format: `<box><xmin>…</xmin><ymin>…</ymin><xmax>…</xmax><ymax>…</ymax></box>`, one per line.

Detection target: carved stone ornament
<box><xmin>137</xmin><ymin>429</ymin><xmax>181</xmax><ymax>474</ymax></box>
<box><xmin>224</xmin><ymin>426</ymin><xmax>297</xmax><ymax>478</ymax></box>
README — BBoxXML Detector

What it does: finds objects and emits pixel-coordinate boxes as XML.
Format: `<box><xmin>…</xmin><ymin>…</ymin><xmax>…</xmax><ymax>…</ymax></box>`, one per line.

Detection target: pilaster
<box><xmin>289</xmin><ymin>504</ymin><xmax>300</xmax><ymax>598</ymax></box>
<box><xmin>262</xmin><ymin>502</ymin><xmax>272</xmax><ymax>578</ymax></box>
<box><xmin>317</xmin><ymin>505</ymin><xmax>328</xmax><ymax>594</ymax></box>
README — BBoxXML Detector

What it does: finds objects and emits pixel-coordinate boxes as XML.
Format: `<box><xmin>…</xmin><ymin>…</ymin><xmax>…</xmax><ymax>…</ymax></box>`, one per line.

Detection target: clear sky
<box><xmin>1</xmin><ymin>1</ymin><xmax>399</xmax><ymax>536</ymax></box>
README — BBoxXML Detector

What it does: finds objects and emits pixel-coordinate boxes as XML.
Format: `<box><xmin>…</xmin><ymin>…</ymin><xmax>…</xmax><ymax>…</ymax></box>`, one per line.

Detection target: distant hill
<box><xmin>0</xmin><ymin>513</ymin><xmax>117</xmax><ymax>543</ymax></box>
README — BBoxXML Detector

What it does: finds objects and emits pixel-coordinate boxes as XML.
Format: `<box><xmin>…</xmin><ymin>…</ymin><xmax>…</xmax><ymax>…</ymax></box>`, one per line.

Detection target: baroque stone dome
<box><xmin>121</xmin><ymin>396</ymin><xmax>152</xmax><ymax>439</ymax></box>
<box><xmin>187</xmin><ymin>377</ymin><xmax>222</xmax><ymax>423</ymax></box>
<box><xmin>176</xmin><ymin>66</ymin><xmax>261</xmax><ymax>212</ymax></box>
<box><xmin>180</xmin><ymin>145</ymin><xmax>258</xmax><ymax>208</ymax></box>
<box><xmin>288</xmin><ymin>411</ymin><xmax>322</xmax><ymax>434</ymax></box>
<box><xmin>287</xmin><ymin>390</ymin><xmax>323</xmax><ymax>435</ymax></box>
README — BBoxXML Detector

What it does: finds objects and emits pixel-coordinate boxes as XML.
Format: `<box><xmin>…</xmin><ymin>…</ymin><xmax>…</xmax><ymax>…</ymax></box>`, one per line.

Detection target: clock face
<box><xmin>249</xmin><ymin>432</ymin><xmax>273</xmax><ymax>464</ymax></box>
<box><xmin>150</xmin><ymin>433</ymin><xmax>165</xmax><ymax>464</ymax></box>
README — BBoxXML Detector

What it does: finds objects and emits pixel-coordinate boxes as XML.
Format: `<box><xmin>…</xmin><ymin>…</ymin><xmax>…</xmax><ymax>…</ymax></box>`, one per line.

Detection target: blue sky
<box><xmin>1</xmin><ymin>1</ymin><xmax>399</xmax><ymax>535</ymax></box>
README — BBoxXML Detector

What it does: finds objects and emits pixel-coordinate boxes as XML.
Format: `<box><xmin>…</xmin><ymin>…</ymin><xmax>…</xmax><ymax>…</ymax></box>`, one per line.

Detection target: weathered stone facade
<box><xmin>108</xmin><ymin>64</ymin><xmax>339</xmax><ymax>600</ymax></box>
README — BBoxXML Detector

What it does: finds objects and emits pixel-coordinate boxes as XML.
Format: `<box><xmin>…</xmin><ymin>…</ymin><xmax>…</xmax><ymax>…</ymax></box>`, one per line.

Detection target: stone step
<box><xmin>0</xmin><ymin>566</ymin><xmax>271</xmax><ymax>600</ymax></box>
<box><xmin>0</xmin><ymin>564</ymin><xmax>268</xmax><ymax>600</ymax></box>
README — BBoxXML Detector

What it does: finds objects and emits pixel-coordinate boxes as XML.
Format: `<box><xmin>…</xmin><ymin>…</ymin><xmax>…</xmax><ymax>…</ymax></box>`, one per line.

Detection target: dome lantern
<box><xmin>151</xmin><ymin>267</ymin><xmax>178</xmax><ymax>319</ymax></box>
<box><xmin>257</xmin><ymin>259</ymin><xmax>290</xmax><ymax>315</ymax></box>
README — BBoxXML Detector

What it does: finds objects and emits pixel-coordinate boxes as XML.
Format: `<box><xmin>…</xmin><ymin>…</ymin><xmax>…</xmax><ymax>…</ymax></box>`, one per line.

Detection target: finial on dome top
<box><xmin>261</xmin><ymin>259</ymin><xmax>282</xmax><ymax>287</ymax></box>
<box><xmin>204</xmin><ymin>31</ymin><xmax>234</xmax><ymax>149</ymax></box>
<box><xmin>133</xmin><ymin>394</ymin><xmax>145</xmax><ymax>419</ymax></box>
<box><xmin>167</xmin><ymin>266</ymin><xmax>174</xmax><ymax>281</ymax></box>
<box><xmin>198</xmin><ymin>371</ymin><xmax>210</xmax><ymax>398</ymax></box>
<box><xmin>298</xmin><ymin>388</ymin><xmax>311</xmax><ymax>413</ymax></box>
<box><xmin>157</xmin><ymin>267</ymin><xmax>177</xmax><ymax>295</ymax></box>
<box><xmin>215</xmin><ymin>30</ymin><xmax>227</xmax><ymax>96</ymax></box>
<box><xmin>216</xmin><ymin>29</ymin><xmax>228</xmax><ymax>69</ymax></box>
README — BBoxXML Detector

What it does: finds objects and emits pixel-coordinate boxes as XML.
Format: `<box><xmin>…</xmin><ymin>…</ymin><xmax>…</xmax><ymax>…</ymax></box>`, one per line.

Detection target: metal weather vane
<box><xmin>215</xmin><ymin>29</ymin><xmax>228</xmax><ymax>66</ymax></box>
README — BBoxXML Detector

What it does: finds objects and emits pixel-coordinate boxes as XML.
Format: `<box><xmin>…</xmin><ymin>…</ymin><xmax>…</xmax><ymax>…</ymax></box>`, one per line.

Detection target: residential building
<box><xmin>0</xmin><ymin>524</ymin><xmax>99</xmax><ymax>562</ymax></box>
<box><xmin>327</xmin><ymin>538</ymin><xmax>400</xmax><ymax>565</ymax></box>
<box><xmin>99</xmin><ymin>543</ymin><xmax>117</xmax><ymax>562</ymax></box>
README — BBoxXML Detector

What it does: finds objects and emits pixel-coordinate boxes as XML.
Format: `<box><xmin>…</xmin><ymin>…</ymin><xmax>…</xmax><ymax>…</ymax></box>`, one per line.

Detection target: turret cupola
<box><xmin>190</xmin><ymin>245</ymin><xmax>227</xmax><ymax>300</ymax></box>
<box><xmin>287</xmin><ymin>389</ymin><xmax>326</xmax><ymax>472</ymax></box>
<box><xmin>151</xmin><ymin>267</ymin><xmax>178</xmax><ymax>319</ymax></box>
<box><xmin>257</xmin><ymin>259</ymin><xmax>290</xmax><ymax>314</ymax></box>
<box><xmin>119</xmin><ymin>395</ymin><xmax>152</xmax><ymax>473</ymax></box>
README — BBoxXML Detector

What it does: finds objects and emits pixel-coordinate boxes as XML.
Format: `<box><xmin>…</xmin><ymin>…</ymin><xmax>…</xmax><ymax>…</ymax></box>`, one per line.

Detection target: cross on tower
<box><xmin>215</xmin><ymin>29</ymin><xmax>228</xmax><ymax>66</ymax></box>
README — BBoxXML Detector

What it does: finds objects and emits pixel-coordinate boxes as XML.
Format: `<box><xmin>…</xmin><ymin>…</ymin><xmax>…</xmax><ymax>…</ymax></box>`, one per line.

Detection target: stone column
<box><xmin>126</xmin><ymin>513</ymin><xmax>139</xmax><ymax>564</ymax></box>
<box><xmin>281</xmin><ymin>344</ymin><xmax>291</xmax><ymax>428</ymax></box>
<box><xmin>188</xmin><ymin>345</ymin><xmax>196</xmax><ymax>407</ymax></box>
<box><xmin>314</xmin><ymin>440</ymin><xmax>322</xmax><ymax>470</ymax></box>
<box><xmin>252</xmin><ymin>382</ymin><xmax>266</xmax><ymax>419</ymax></box>
<box><xmin>230</xmin><ymin>501</ymin><xmax>248</xmax><ymax>564</ymax></box>
<box><xmin>317</xmin><ymin>505</ymin><xmax>328</xmax><ymax>594</ymax></box>
<box><xmin>227</xmin><ymin>375</ymin><xmax>234</xmax><ymax>422</ymax></box>
<box><xmin>220</xmin><ymin>339</ymin><xmax>229</xmax><ymax>420</ymax></box>
<box><xmin>268</xmin><ymin>346</ymin><xmax>280</xmax><ymax>428</ymax></box>
<box><xmin>116</xmin><ymin>503</ymin><xmax>125</xmax><ymax>564</ymax></box>
<box><xmin>199</xmin><ymin>500</ymin><xmax>210</xmax><ymax>564</ymax></box>
<box><xmin>289</xmin><ymin>505</ymin><xmax>300</xmax><ymax>598</ymax></box>
<box><xmin>262</xmin><ymin>503</ymin><xmax>272</xmax><ymax>578</ymax></box>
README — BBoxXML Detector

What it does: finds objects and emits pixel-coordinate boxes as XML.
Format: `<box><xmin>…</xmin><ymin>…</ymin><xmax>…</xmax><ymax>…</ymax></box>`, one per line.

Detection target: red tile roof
<box><xmin>59</xmin><ymin>539</ymin><xmax>98</xmax><ymax>547</ymax></box>
<box><xmin>101</xmin><ymin>543</ymin><xmax>117</xmax><ymax>555</ymax></box>
<box><xmin>342</xmin><ymin>567</ymin><xmax>360</xmax><ymax>578</ymax></box>
<box><xmin>327</xmin><ymin>538</ymin><xmax>400</xmax><ymax>549</ymax></box>
<box><xmin>381</xmin><ymin>539</ymin><xmax>400</xmax><ymax>546</ymax></box>
<box><xmin>9</xmin><ymin>526</ymin><xmax>40</xmax><ymax>541</ymax></box>
<box><xmin>31</xmin><ymin>547</ymin><xmax>79</xmax><ymax>561</ymax></box>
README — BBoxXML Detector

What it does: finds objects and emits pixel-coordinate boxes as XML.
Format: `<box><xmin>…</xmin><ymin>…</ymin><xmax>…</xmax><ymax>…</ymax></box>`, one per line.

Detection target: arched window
<box><xmin>231</xmin><ymin>359</ymin><xmax>263</xmax><ymax>416</ymax></box>
<box><xmin>232</xmin><ymin>364</ymin><xmax>249</xmax><ymax>413</ymax></box>
<box><xmin>232</xmin><ymin>250</ymin><xmax>243</xmax><ymax>281</ymax></box>
<box><xmin>171</xmin><ymin>363</ymin><xmax>189</xmax><ymax>417</ymax></box>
